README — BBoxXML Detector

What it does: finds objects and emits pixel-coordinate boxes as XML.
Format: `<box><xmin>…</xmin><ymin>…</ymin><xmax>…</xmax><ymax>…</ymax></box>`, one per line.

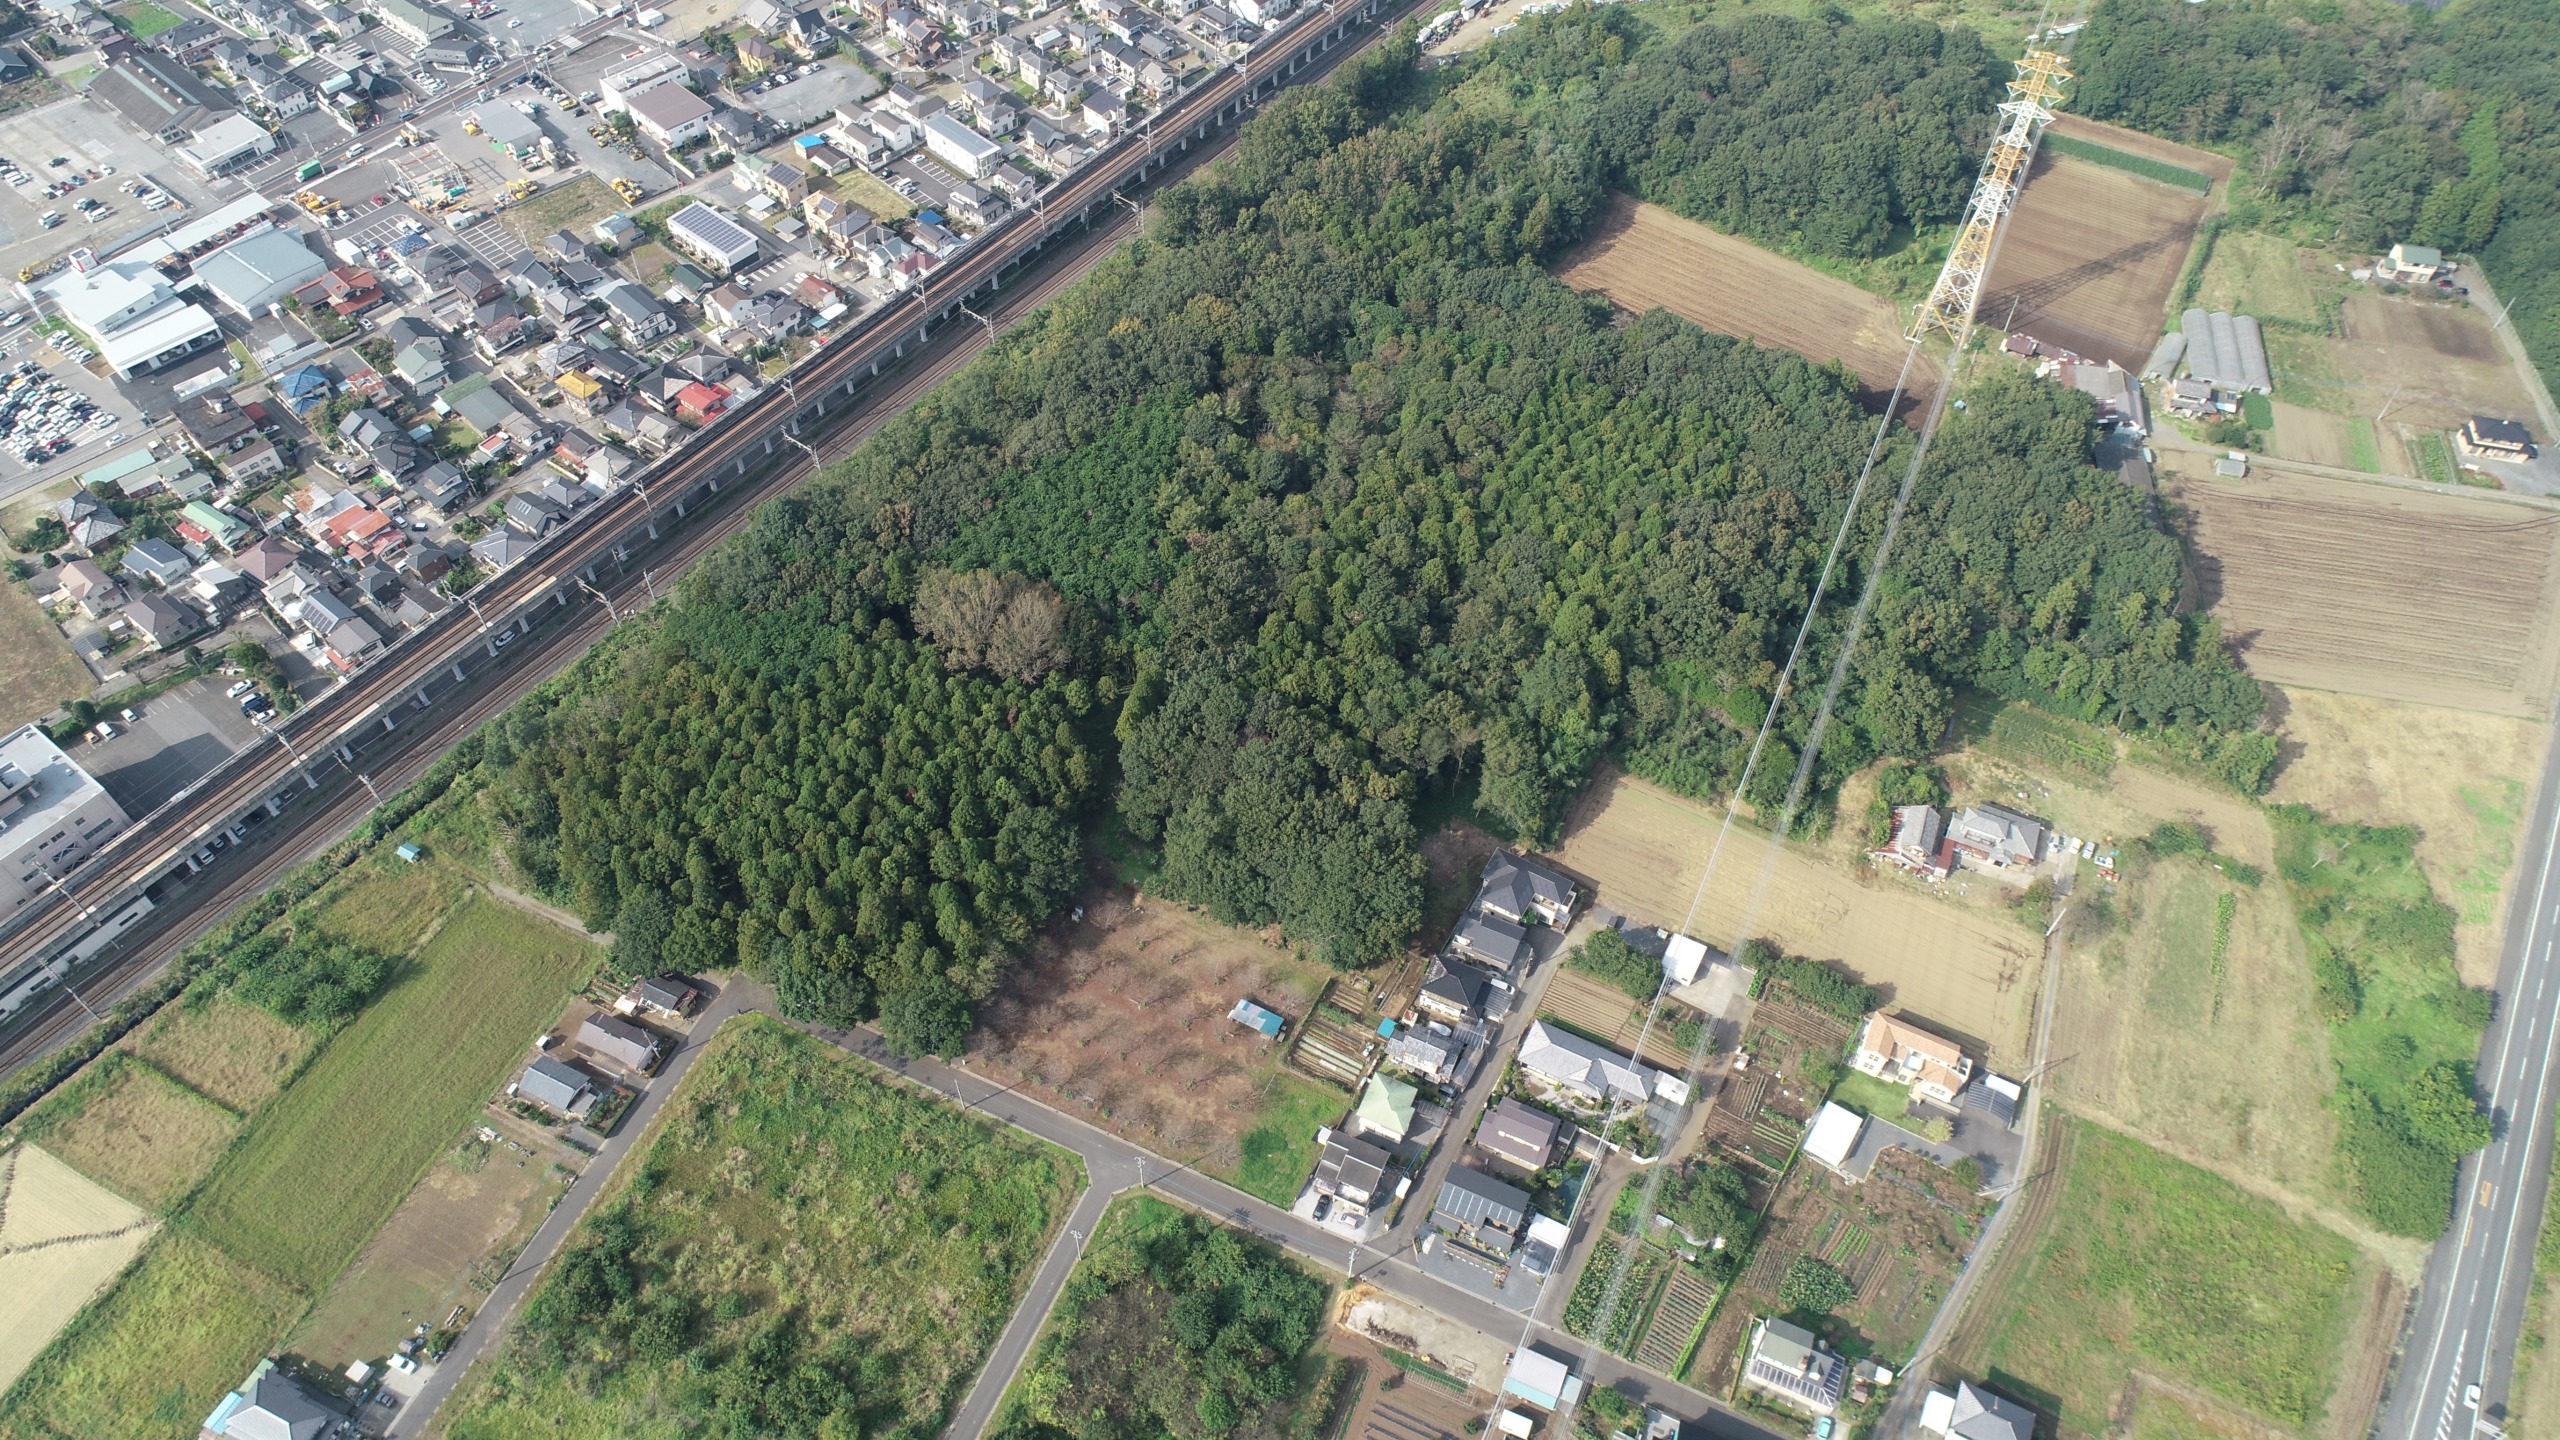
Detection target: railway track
<box><xmin>0</xmin><ymin>0</ymin><xmax>1421</xmax><ymax>1078</ymax></box>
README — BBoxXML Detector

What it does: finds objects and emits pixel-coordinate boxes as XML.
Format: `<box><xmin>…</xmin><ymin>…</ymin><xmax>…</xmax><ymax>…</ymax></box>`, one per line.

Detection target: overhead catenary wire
<box><xmin>1468</xmin><ymin>24</ymin><xmax>2084</xmax><ymax>1426</ymax></box>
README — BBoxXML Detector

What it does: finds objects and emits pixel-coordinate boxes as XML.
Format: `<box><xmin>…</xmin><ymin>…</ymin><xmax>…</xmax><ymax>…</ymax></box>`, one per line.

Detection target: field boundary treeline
<box><xmin>2043</xmin><ymin>133</ymin><xmax>2213</xmax><ymax>194</ymax></box>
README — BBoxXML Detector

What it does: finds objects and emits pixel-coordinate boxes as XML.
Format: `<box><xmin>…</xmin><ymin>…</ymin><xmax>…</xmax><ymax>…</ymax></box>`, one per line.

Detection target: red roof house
<box><xmin>674</xmin><ymin>381</ymin><xmax>731</xmax><ymax>425</ymax></box>
<box><xmin>292</xmin><ymin>266</ymin><xmax>386</xmax><ymax>317</ymax></box>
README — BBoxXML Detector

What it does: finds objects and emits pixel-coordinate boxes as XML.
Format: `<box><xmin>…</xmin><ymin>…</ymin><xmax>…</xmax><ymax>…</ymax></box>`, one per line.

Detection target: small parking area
<box><xmin>83</xmin><ymin>674</ymin><xmax>266</xmax><ymax>815</ymax></box>
<box><xmin>883</xmin><ymin>155</ymin><xmax>962</xmax><ymax>215</ymax></box>
<box><xmin>734</xmin><ymin>59</ymin><xmax>882</xmax><ymax>132</ymax></box>
<box><xmin>0</xmin><ymin>106</ymin><xmax>222</xmax><ymax>287</ymax></box>
<box><xmin>0</xmin><ymin>343</ymin><xmax>154</xmax><ymax>498</ymax></box>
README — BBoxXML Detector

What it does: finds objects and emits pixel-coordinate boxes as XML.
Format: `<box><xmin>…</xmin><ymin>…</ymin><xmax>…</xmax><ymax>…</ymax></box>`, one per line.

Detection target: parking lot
<box><xmin>0</xmin><ymin>341</ymin><xmax>151</xmax><ymax>507</ymax></box>
<box><xmin>83</xmin><ymin>675</ymin><xmax>267</xmax><ymax>816</ymax></box>
<box><xmin>0</xmin><ymin>102</ymin><xmax>223</xmax><ymax>294</ymax></box>
<box><xmin>733</xmin><ymin>59</ymin><xmax>881</xmax><ymax>131</ymax></box>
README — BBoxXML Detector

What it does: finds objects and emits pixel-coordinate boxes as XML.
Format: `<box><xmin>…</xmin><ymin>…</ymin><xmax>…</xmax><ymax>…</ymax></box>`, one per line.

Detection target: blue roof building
<box><xmin>1228</xmin><ymin>998</ymin><xmax>1284</xmax><ymax>1038</ymax></box>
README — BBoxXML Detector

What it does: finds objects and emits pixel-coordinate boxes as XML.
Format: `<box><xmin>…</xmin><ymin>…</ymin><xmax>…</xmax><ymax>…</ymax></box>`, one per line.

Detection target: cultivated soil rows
<box><xmin>1547</xmin><ymin>769</ymin><xmax>2040</xmax><ymax>1067</ymax></box>
<box><xmin>1554</xmin><ymin>195</ymin><xmax>1917</xmax><ymax>404</ymax></box>
<box><xmin>1981</xmin><ymin>142</ymin><xmax>2216</xmax><ymax>371</ymax></box>
<box><xmin>2165</xmin><ymin>469</ymin><xmax>2560</xmax><ymax>716</ymax></box>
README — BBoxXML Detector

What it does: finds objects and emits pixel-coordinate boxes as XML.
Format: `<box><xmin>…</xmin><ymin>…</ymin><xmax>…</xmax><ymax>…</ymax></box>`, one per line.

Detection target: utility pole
<box><xmin>575</xmin><ymin>576</ymin><xmax>620</xmax><ymax>621</ymax></box>
<box><xmin>255</xmin><ymin>715</ymin><xmax>319</xmax><ymax>790</ymax></box>
<box><xmin>355</xmin><ymin>771</ymin><xmax>385</xmax><ymax>807</ymax></box>
<box><xmin>957</xmin><ymin>300</ymin><xmax>996</xmax><ymax>336</ymax></box>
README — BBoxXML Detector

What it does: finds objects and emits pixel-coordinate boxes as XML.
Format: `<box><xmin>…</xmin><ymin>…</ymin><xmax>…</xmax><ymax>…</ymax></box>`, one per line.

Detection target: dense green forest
<box><xmin>2068</xmin><ymin>0</ymin><xmax>2560</xmax><ymax>396</ymax></box>
<box><xmin>992</xmin><ymin>1200</ymin><xmax>1332</xmax><ymax>1440</ymax></box>
<box><xmin>477</xmin><ymin>17</ymin><xmax>2264</xmax><ymax>1041</ymax></box>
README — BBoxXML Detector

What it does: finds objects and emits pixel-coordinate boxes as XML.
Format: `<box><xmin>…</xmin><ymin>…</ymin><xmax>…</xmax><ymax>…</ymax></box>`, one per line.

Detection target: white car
<box><xmin>2466</xmin><ymin>1386</ymin><xmax>2483</xmax><ymax>1410</ymax></box>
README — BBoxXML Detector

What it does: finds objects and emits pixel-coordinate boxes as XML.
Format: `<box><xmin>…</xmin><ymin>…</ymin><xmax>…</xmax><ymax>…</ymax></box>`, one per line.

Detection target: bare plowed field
<box><xmin>1548</xmin><ymin>770</ymin><xmax>2038</xmax><ymax>1067</ymax></box>
<box><xmin>1540</xmin><ymin>970</ymin><xmax>1692</xmax><ymax>1070</ymax></box>
<box><xmin>2335</xmin><ymin>293</ymin><xmax>2539</xmax><ymax>436</ymax></box>
<box><xmin>0</xmin><ymin>1145</ymin><xmax>157</xmax><ymax>1393</ymax></box>
<box><xmin>2168</xmin><ymin>470</ymin><xmax>2560</xmax><ymax>715</ymax></box>
<box><xmin>1554</xmin><ymin>196</ymin><xmax>1914</xmax><ymax>402</ymax></box>
<box><xmin>1981</xmin><ymin>151</ymin><xmax>2209</xmax><ymax>371</ymax></box>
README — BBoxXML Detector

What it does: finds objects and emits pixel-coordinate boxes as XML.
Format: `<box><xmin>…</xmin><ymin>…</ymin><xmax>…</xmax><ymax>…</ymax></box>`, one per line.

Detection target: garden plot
<box><xmin>1980</xmin><ymin>146</ymin><xmax>2214</xmax><ymax>371</ymax></box>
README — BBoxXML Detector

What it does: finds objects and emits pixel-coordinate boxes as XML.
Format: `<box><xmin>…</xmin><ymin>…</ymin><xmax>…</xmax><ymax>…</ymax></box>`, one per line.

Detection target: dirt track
<box><xmin>2168</xmin><ymin>470</ymin><xmax>2560</xmax><ymax>716</ymax></box>
<box><xmin>1554</xmin><ymin>195</ymin><xmax>1916</xmax><ymax>401</ymax></box>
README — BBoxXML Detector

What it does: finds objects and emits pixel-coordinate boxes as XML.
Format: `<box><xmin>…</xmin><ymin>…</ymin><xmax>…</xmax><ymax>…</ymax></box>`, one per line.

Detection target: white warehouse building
<box><xmin>0</xmin><ymin>724</ymin><xmax>132</xmax><ymax>917</ymax></box>
<box><xmin>921</xmin><ymin>111</ymin><xmax>1004</xmax><ymax>179</ymax></box>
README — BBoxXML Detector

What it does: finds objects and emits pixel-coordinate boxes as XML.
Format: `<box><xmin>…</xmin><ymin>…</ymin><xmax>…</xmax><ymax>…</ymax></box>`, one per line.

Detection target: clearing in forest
<box><xmin>1549</xmin><ymin>769</ymin><xmax>2038</xmax><ymax>1067</ymax></box>
<box><xmin>968</xmin><ymin>890</ymin><xmax>1349</xmax><ymax>1204</ymax></box>
<box><xmin>1981</xmin><ymin>142</ymin><xmax>2215</xmax><ymax>370</ymax></box>
<box><xmin>1553</xmin><ymin>195</ymin><xmax>1915</xmax><ymax>402</ymax></box>
<box><xmin>2166</xmin><ymin>470</ymin><xmax>2560</xmax><ymax>716</ymax></box>
<box><xmin>0</xmin><ymin>1145</ymin><xmax>158</xmax><ymax>1395</ymax></box>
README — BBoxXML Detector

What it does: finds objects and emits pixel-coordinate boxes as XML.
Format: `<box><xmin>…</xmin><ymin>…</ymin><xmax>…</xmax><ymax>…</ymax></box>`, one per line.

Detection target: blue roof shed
<box><xmin>1229</xmin><ymin>998</ymin><xmax>1284</xmax><ymax>1038</ymax></box>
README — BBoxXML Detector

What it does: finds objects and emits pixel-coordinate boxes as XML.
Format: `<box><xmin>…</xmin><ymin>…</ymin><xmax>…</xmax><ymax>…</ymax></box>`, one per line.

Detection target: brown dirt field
<box><xmin>1323</xmin><ymin>1334</ymin><xmax>1486</xmax><ymax>1440</ymax></box>
<box><xmin>119</xmin><ymin>996</ymin><xmax>312</xmax><ymax>1113</ymax></box>
<box><xmin>966</xmin><ymin>892</ymin><xmax>1342</xmax><ymax>1170</ymax></box>
<box><xmin>0</xmin><ymin>583</ymin><xmax>87</xmax><ymax>732</ymax></box>
<box><xmin>1548</xmin><ymin>770</ymin><xmax>2039</xmax><ymax>1068</ymax></box>
<box><xmin>2045</xmin><ymin>115</ymin><xmax>2235</xmax><ymax>184</ymax></box>
<box><xmin>0</xmin><ymin>1144</ymin><xmax>157</xmax><ymax>1394</ymax></box>
<box><xmin>2265</xmin><ymin>689</ymin><xmax>2547</xmax><ymax>986</ymax></box>
<box><xmin>1541</xmin><ymin>971</ymin><xmax>1692</xmax><ymax>1070</ymax></box>
<box><xmin>1981</xmin><ymin>152</ymin><xmax>2208</xmax><ymax>371</ymax></box>
<box><xmin>2266</xmin><ymin>401</ymin><xmax>2353</xmax><ymax>468</ymax></box>
<box><xmin>2319</xmin><ymin>1270</ymin><xmax>2407</xmax><ymax>1440</ymax></box>
<box><xmin>1554</xmin><ymin>195</ymin><xmax>1914</xmax><ymax>400</ymax></box>
<box><xmin>2516</xmin><ymin>1277</ymin><xmax>2560</xmax><ymax>1436</ymax></box>
<box><xmin>2166</xmin><ymin>469</ymin><xmax>2560</xmax><ymax>716</ymax></box>
<box><xmin>32</xmin><ymin>1059</ymin><xmax>239</xmax><ymax>1212</ymax></box>
<box><xmin>289</xmin><ymin>1132</ymin><xmax>575</xmax><ymax>1370</ymax></box>
<box><xmin>2334</xmin><ymin>294</ymin><xmax>2539</xmax><ymax>436</ymax></box>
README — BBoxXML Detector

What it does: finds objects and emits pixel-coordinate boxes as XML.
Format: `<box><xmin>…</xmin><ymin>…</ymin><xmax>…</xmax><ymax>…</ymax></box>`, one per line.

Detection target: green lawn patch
<box><xmin>2240</xmin><ymin>392</ymin><xmax>2273</xmax><ymax>430</ymax></box>
<box><xmin>0</xmin><ymin>1232</ymin><xmax>304</xmax><ymax>1440</ymax></box>
<box><xmin>2042</xmin><ymin>133</ymin><xmax>2213</xmax><ymax>194</ymax></box>
<box><xmin>188</xmin><ymin>891</ymin><xmax>598</xmax><ymax>1291</ymax></box>
<box><xmin>990</xmin><ymin>1193</ymin><xmax>1333</xmax><ymax>1440</ymax></box>
<box><xmin>444</xmin><ymin>1016</ymin><xmax>1077</xmax><ymax>1440</ymax></box>
<box><xmin>2405</xmin><ymin>430</ymin><xmax>2462</xmax><ymax>487</ymax></box>
<box><xmin>111</xmin><ymin>2</ymin><xmax>187</xmax><ymax>37</ymax></box>
<box><xmin>1218</xmin><ymin>1072</ymin><xmax>1345</xmax><ymax>1206</ymax></box>
<box><xmin>2345</xmin><ymin>416</ymin><xmax>2382</xmax><ymax>473</ymax></box>
<box><xmin>1825</xmin><ymin>1067</ymin><xmax>1913</xmax><ymax>1121</ymax></box>
<box><xmin>1986</xmin><ymin>1117</ymin><xmax>2361</xmax><ymax>1434</ymax></box>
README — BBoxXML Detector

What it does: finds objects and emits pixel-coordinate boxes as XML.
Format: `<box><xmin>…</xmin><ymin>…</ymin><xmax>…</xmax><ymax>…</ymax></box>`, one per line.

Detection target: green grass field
<box><xmin>2403</xmin><ymin>430</ymin><xmax>2463</xmax><ymax>487</ymax></box>
<box><xmin>2042</xmin><ymin>133</ymin><xmax>2213</xmax><ymax>194</ymax></box>
<box><xmin>112</xmin><ymin>2</ymin><xmax>187</xmax><ymax>37</ymax></box>
<box><xmin>8</xmin><ymin>1054</ymin><xmax>240</xmax><ymax>1211</ymax></box>
<box><xmin>0</xmin><ymin>1233</ymin><xmax>304</xmax><ymax>1440</ymax></box>
<box><xmin>1825</xmin><ymin>1068</ymin><xmax>1913</xmax><ymax>1121</ymax></box>
<box><xmin>0</xmin><ymin>580</ymin><xmax>90</xmax><ymax>732</ymax></box>
<box><xmin>2345</xmin><ymin>416</ymin><xmax>2383</xmax><ymax>473</ymax></box>
<box><xmin>1986</xmin><ymin>1118</ymin><xmax>2360</xmax><ymax>1433</ymax></box>
<box><xmin>188</xmin><ymin>893</ymin><xmax>597</xmax><ymax>1291</ymax></box>
<box><xmin>444</xmin><ymin>1017</ymin><xmax>1077</xmax><ymax>1440</ymax></box>
<box><xmin>1219</xmin><ymin>1072</ymin><xmax>1354</xmax><ymax>1206</ymax></box>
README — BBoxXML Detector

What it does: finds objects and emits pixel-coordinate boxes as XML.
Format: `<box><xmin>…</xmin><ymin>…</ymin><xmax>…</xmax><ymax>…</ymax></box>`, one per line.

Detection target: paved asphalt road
<box><xmin>395</xmin><ymin>981</ymin><xmax>1791</xmax><ymax>1440</ymax></box>
<box><xmin>2383</xmin><ymin>717</ymin><xmax>2560</xmax><ymax>1440</ymax></box>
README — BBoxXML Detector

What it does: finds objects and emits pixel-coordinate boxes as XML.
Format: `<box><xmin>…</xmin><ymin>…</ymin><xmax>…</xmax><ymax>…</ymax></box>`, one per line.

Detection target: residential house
<box><xmin>800</xmin><ymin>141</ymin><xmax>855</xmax><ymax>175</ymax></box>
<box><xmin>674</xmin><ymin>381</ymin><xmax>732</xmax><ymax>425</ymax></box>
<box><xmin>1384</xmin><ymin>1027</ymin><xmax>1459</xmax><ymax>1084</ymax></box>
<box><xmin>290</xmin><ymin>265</ymin><xmax>384</xmax><ymax>317</ymax></box>
<box><xmin>780</xmin><ymin>9</ymin><xmax>834</xmax><ymax>54</ymax></box>
<box><xmin>55</xmin><ymin>558</ymin><xmax>124</xmax><ymax>616</ymax></box>
<box><xmin>505</xmin><ymin>493</ymin><xmax>569</xmax><ymax>537</ymax></box>
<box><xmin>593</xmin><ymin>212</ymin><xmax>640</xmax><ymax>249</ymax></box>
<box><xmin>119</xmin><ymin>593</ymin><xmax>198</xmax><ymax>650</ymax></box>
<box><xmin>1945</xmin><ymin>804</ymin><xmax>2046</xmax><ymax>869</ymax></box>
<box><xmin>123</xmin><ymin>538</ymin><xmax>195</xmax><ymax>588</ymax></box>
<box><xmin>803</xmin><ymin>192</ymin><xmax>874</xmax><ymax>253</ymax></box>
<box><xmin>408</xmin><ymin>460</ymin><xmax>470</xmax><ymax>509</ymax></box>
<box><xmin>337</xmin><ymin>407</ymin><xmax>400</xmax><ymax>451</ymax></box>
<box><xmin>200</xmin><ymin>1359</ymin><xmax>332</xmax><ymax>1440</ymax></box>
<box><xmin>2382</xmin><ymin>242</ymin><xmax>2447</xmax><ymax>283</ymax></box>
<box><xmin>2461</xmin><ymin>416</ymin><xmax>2536</xmax><ymax>462</ymax></box>
<box><xmin>222</xmin><ymin>436</ymin><xmax>285</xmax><ymax>484</ymax></box>
<box><xmin>177</xmin><ymin>392</ymin><xmax>256</xmax><ymax>454</ymax></box>
<box><xmin>473</xmin><ymin>525</ymin><xmax>539</xmax><ymax>569</ymax></box>
<box><xmin>519</xmin><ymin>1055</ymin><xmax>594</xmax><ymax>1116</ymax></box>
<box><xmin>189</xmin><ymin>561</ymin><xmax>253</xmax><ymax>612</ymax></box>
<box><xmin>1431</xmin><ymin>1167</ymin><xmax>1530</xmax><ymax>1254</ymax></box>
<box><xmin>1516</xmin><ymin>1021</ymin><xmax>1659</xmax><ymax>1109</ymax></box>
<box><xmin>475</xmin><ymin>313</ymin><xmax>533</xmax><ymax>358</ymax></box>
<box><xmin>629</xmin><ymin>975</ymin><xmax>700</xmax><ymax>1017</ymax></box>
<box><xmin>387</xmin><ymin>316</ymin><xmax>449</xmax><ymax>386</ymax></box>
<box><xmin>1352</xmin><ymin>1072</ymin><xmax>1416</xmax><ymax>1143</ymax></box>
<box><xmin>1313</xmin><ymin>1133</ymin><xmax>1392</xmax><ymax>1209</ymax></box>
<box><xmin>629</xmin><ymin>83</ymin><xmax>714</xmax><ymax>146</ymax></box>
<box><xmin>598</xmin><ymin>280</ymin><xmax>675</xmax><ymax>342</ymax></box>
<box><xmin>1742</xmin><ymin>1318</ymin><xmax>1848</xmax><ymax>1416</ymax></box>
<box><xmin>1477</xmin><ymin>851</ymin><xmax>1575</xmax><ymax>926</ymax></box>
<box><xmin>1415</xmin><ymin>957</ymin><xmax>1490</xmax><ymax>1025</ymax></box>
<box><xmin>1920</xmin><ymin>1382</ymin><xmax>2037</xmax><ymax>1440</ymax></box>
<box><xmin>945</xmin><ymin>181</ymin><xmax>1005</xmax><ymax>229</ymax></box>
<box><xmin>1852</xmin><ymin>1013</ymin><xmax>1974</xmax><ymax>1106</ymax></box>
<box><xmin>271</xmin><ymin>363</ymin><xmax>334</xmax><ymax>417</ymax></box>
<box><xmin>179</xmin><ymin>500</ymin><xmax>253</xmax><ymax>552</ymax></box>
<box><xmin>577</xmin><ymin>1013</ymin><xmax>664</xmax><ymax>1073</ymax></box>
<box><xmin>1476</xmin><ymin>1097</ymin><xmax>1561</xmax><ymax>1172</ymax></box>
<box><xmin>1873</xmin><ymin>804</ymin><xmax>1947</xmax><ymax>878</ymax></box>
<box><xmin>56</xmin><ymin>490</ymin><xmax>125</xmax><ymax>551</ymax></box>
<box><xmin>724</xmin><ymin>291</ymin><xmax>806</xmax><ymax>343</ymax></box>
<box><xmin>1449</xmin><ymin>909</ymin><xmax>1531</xmax><ymax>973</ymax></box>
<box><xmin>667</xmin><ymin>202</ymin><xmax>760</xmax><ymax>273</ymax></box>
